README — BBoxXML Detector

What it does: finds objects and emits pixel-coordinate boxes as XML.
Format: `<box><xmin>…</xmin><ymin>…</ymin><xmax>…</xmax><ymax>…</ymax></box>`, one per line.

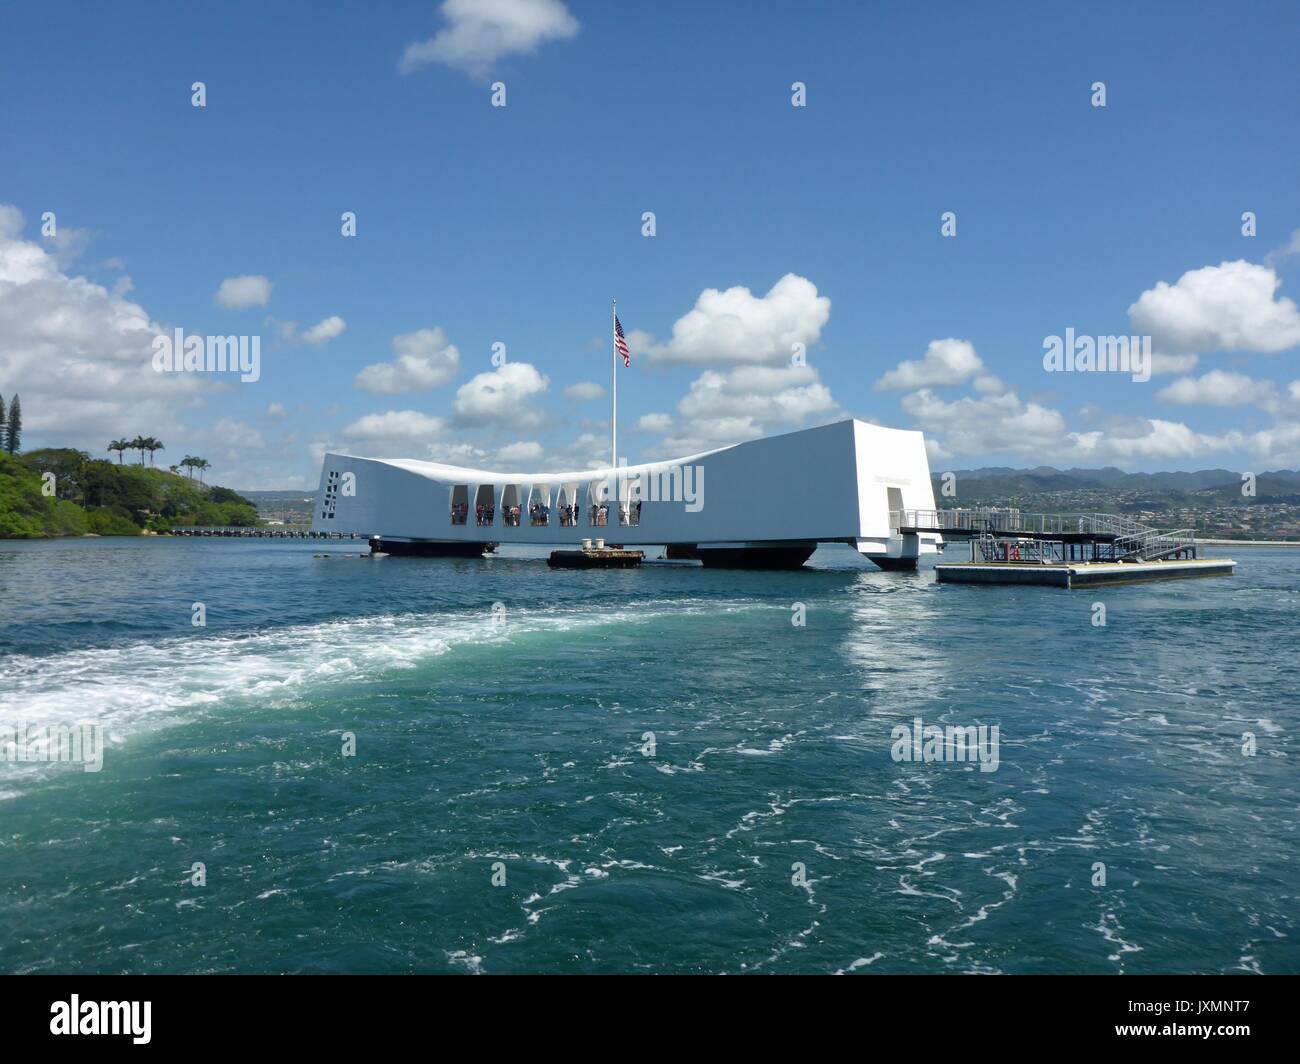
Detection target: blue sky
<box><xmin>1</xmin><ymin>0</ymin><xmax>1297</xmax><ymax>488</ymax></box>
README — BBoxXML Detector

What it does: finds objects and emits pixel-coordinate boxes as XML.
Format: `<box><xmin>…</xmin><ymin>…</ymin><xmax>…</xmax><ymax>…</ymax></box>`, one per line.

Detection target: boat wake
<box><xmin>0</xmin><ymin>599</ymin><xmax>761</xmax><ymax>790</ymax></box>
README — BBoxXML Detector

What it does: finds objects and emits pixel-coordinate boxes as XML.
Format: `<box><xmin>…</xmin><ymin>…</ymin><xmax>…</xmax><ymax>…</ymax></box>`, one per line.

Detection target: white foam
<box><xmin>1</xmin><ymin>602</ymin><xmax>749</xmax><ymax>787</ymax></box>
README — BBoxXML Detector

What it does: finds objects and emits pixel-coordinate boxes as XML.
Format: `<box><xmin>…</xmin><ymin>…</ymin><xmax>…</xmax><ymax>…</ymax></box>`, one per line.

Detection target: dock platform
<box><xmin>548</xmin><ymin>547</ymin><xmax>644</xmax><ymax>569</ymax></box>
<box><xmin>935</xmin><ymin>557</ymin><xmax>1235</xmax><ymax>588</ymax></box>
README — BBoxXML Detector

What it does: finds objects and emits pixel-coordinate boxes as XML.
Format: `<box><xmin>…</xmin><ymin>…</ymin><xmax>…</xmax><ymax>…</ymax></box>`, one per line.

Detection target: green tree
<box><xmin>108</xmin><ymin>439</ymin><xmax>129</xmax><ymax>464</ymax></box>
<box><xmin>128</xmin><ymin>435</ymin><xmax>146</xmax><ymax>465</ymax></box>
<box><xmin>5</xmin><ymin>395</ymin><xmax>21</xmax><ymax>454</ymax></box>
<box><xmin>19</xmin><ymin>449</ymin><xmax>89</xmax><ymax>503</ymax></box>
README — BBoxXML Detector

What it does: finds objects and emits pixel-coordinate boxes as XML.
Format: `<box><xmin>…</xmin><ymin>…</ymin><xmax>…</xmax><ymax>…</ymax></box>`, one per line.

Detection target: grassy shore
<box><xmin>0</xmin><ymin>448</ymin><xmax>259</xmax><ymax>538</ymax></box>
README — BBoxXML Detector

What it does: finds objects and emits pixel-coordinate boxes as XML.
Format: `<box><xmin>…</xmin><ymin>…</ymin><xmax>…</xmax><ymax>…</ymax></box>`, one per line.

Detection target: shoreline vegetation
<box><xmin>0</xmin><ymin>447</ymin><xmax>258</xmax><ymax>539</ymax></box>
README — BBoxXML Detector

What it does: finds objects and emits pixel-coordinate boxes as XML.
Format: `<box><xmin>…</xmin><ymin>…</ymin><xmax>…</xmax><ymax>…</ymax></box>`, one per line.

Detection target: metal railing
<box><xmin>894</xmin><ymin>509</ymin><xmax>1150</xmax><ymax>538</ymax></box>
<box><xmin>904</xmin><ymin>509</ymin><xmax>1198</xmax><ymax>564</ymax></box>
<box><xmin>1116</xmin><ymin>528</ymin><xmax>1197</xmax><ymax>561</ymax></box>
<box><xmin>970</xmin><ymin>535</ymin><xmax>1066</xmax><ymax>564</ymax></box>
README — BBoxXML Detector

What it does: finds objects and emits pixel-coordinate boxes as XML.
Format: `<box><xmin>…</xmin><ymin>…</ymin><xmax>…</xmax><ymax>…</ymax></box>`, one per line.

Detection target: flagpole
<box><xmin>611</xmin><ymin>298</ymin><xmax>617</xmax><ymax>471</ymax></box>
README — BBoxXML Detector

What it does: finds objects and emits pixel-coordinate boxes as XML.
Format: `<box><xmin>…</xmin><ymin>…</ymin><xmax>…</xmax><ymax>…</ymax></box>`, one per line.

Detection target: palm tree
<box><xmin>144</xmin><ymin>437</ymin><xmax>164</xmax><ymax>466</ymax></box>
<box><xmin>180</xmin><ymin>456</ymin><xmax>197</xmax><ymax>479</ymax></box>
<box><xmin>108</xmin><ymin>439</ymin><xmax>128</xmax><ymax>464</ymax></box>
<box><xmin>128</xmin><ymin>435</ymin><xmax>146</xmax><ymax>465</ymax></box>
<box><xmin>194</xmin><ymin>458</ymin><xmax>211</xmax><ymax>485</ymax></box>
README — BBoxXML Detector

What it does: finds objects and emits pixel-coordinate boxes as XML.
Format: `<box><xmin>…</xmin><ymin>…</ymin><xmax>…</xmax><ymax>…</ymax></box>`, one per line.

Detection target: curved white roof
<box><xmin>326</xmin><ymin>441</ymin><xmax>738</xmax><ymax>485</ymax></box>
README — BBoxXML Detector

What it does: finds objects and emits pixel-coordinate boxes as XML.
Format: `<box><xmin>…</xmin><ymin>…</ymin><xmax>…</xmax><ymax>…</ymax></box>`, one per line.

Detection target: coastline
<box><xmin>1195</xmin><ymin>538</ymin><xmax>1300</xmax><ymax>546</ymax></box>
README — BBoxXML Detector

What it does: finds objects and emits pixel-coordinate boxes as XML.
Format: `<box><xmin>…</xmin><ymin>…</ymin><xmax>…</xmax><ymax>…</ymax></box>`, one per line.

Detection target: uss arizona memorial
<box><xmin>312</xmin><ymin>419</ymin><xmax>942</xmax><ymax>569</ymax></box>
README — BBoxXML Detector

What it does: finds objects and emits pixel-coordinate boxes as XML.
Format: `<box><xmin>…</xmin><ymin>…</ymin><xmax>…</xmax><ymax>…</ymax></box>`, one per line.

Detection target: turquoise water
<box><xmin>0</xmin><ymin>537</ymin><xmax>1296</xmax><ymax>974</ymax></box>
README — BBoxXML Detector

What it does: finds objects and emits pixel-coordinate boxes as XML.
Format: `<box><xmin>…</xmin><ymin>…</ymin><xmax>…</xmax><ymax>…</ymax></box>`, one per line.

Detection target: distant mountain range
<box><xmin>933</xmin><ymin>467</ymin><xmax>1300</xmax><ymax>505</ymax></box>
<box><xmin>927</xmin><ymin>468</ymin><xmax>1300</xmax><ymax>538</ymax></box>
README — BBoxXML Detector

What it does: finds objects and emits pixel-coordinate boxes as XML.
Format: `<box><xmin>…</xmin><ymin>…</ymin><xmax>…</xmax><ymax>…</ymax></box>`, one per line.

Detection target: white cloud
<box><xmin>897</xmin><ymin>371</ymin><xmax>1265</xmax><ymax>464</ymax></box>
<box><xmin>879</xmin><ymin>331</ymin><xmax>1300</xmax><ymax>466</ymax></box>
<box><xmin>677</xmin><ymin>364</ymin><xmax>837</xmax><ymax>424</ymax></box>
<box><xmin>496</xmin><ymin>440</ymin><xmax>544</xmax><ymax>464</ymax></box>
<box><xmin>42</xmin><ymin>225</ymin><xmax>93</xmax><ymax>268</ymax></box>
<box><xmin>208</xmin><ymin>416</ymin><xmax>265</xmax><ymax>451</ymax></box>
<box><xmin>0</xmin><ymin>204</ymin><xmax>218</xmax><ymax>451</ymax></box>
<box><xmin>899</xmin><ymin>376</ymin><xmax>1280</xmax><ymax>464</ymax></box>
<box><xmin>400</xmin><ymin>0</ymin><xmax>579</xmax><ymax>76</ymax></box>
<box><xmin>900</xmin><ymin>387</ymin><xmax>1069</xmax><ymax>459</ymax></box>
<box><xmin>636</xmin><ymin>412</ymin><xmax>673</xmax><ymax>433</ymax></box>
<box><xmin>266</xmin><ymin>402</ymin><xmax>287</xmax><ymax>418</ymax></box>
<box><xmin>563</xmin><ymin>380</ymin><xmax>604</xmax><ymax>401</ymax></box>
<box><xmin>1128</xmin><ymin>260</ymin><xmax>1300</xmax><ymax>354</ymax></box>
<box><xmin>300</xmin><ymin>315</ymin><xmax>347</xmax><ymax>346</ymax></box>
<box><xmin>0</xmin><ymin>204</ymin><xmax>25</xmax><ymax>242</ymax></box>
<box><xmin>545</xmin><ymin>431</ymin><xmax>607</xmax><ymax>471</ymax></box>
<box><xmin>658</xmin><ymin>363</ymin><xmax>839</xmax><ymax>454</ymax></box>
<box><xmin>214</xmin><ymin>274</ymin><xmax>273</xmax><ymax>310</ymax></box>
<box><xmin>1157</xmin><ymin>370</ymin><xmax>1278</xmax><ymax>410</ymax></box>
<box><xmin>636</xmin><ymin>274</ymin><xmax>831</xmax><ymax>367</ymax></box>
<box><xmin>1266</xmin><ymin>228</ymin><xmax>1300</xmax><ymax>267</ymax></box>
<box><xmin>453</xmin><ymin>360</ymin><xmax>549</xmax><ymax>426</ymax></box>
<box><xmin>269</xmin><ymin>315</ymin><xmax>347</xmax><ymax>346</ymax></box>
<box><xmin>427</xmin><ymin>442</ymin><xmax>492</xmax><ymax>466</ymax></box>
<box><xmin>354</xmin><ymin>327</ymin><xmax>460</xmax><ymax>395</ymax></box>
<box><xmin>1069</xmin><ymin>419</ymin><xmax>1235</xmax><ymax>461</ymax></box>
<box><xmin>875</xmin><ymin>338</ymin><xmax>984</xmax><ymax>391</ymax></box>
<box><xmin>1237</xmin><ymin>419</ymin><xmax>1300</xmax><ymax>465</ymax></box>
<box><xmin>342</xmin><ymin>410</ymin><xmax>448</xmax><ymax>441</ymax></box>
<box><xmin>1151</xmin><ymin>352</ymin><xmax>1200</xmax><ymax>375</ymax></box>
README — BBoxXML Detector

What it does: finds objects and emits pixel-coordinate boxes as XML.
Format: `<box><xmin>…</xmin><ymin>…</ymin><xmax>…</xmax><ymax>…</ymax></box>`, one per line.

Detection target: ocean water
<box><xmin>0</xmin><ymin>537</ymin><xmax>1296</xmax><ymax>974</ymax></box>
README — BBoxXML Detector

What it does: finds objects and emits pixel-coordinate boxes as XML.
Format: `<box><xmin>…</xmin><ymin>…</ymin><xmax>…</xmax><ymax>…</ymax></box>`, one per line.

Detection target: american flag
<box><xmin>614</xmin><ymin>314</ymin><xmax>630</xmax><ymax>367</ymax></box>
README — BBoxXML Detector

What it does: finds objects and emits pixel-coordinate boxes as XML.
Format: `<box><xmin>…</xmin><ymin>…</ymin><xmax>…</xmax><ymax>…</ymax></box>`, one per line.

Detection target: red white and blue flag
<box><xmin>614</xmin><ymin>314</ymin><xmax>630</xmax><ymax>367</ymax></box>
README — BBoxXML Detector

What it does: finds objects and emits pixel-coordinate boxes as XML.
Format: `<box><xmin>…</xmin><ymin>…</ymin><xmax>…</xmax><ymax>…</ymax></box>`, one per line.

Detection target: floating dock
<box><xmin>936</xmin><ymin>557</ymin><xmax>1235</xmax><ymax>587</ymax></box>
<box><xmin>548</xmin><ymin>540</ymin><xmax>644</xmax><ymax>569</ymax></box>
<box><xmin>900</xmin><ymin>508</ymin><xmax>1235</xmax><ymax>587</ymax></box>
